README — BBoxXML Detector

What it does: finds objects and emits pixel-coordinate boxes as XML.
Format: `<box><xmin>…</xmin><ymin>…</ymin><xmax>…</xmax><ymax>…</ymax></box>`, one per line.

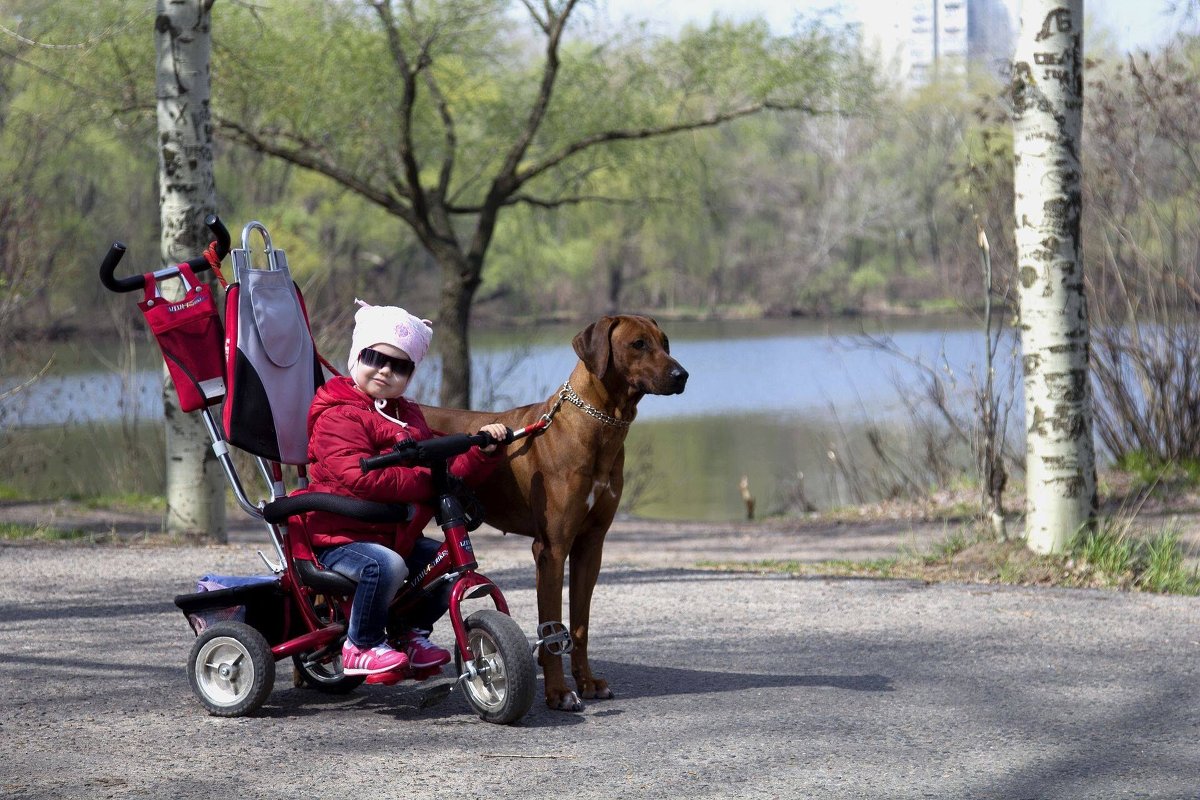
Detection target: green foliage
<box><xmin>0</xmin><ymin>522</ymin><xmax>93</xmax><ymax>542</ymax></box>
<box><xmin>0</xmin><ymin>0</ymin><xmax>1157</xmax><ymax>334</ymax></box>
<box><xmin>923</xmin><ymin>528</ymin><xmax>972</xmax><ymax>562</ymax></box>
<box><xmin>1072</xmin><ymin>525</ymin><xmax>1138</xmax><ymax>577</ymax></box>
<box><xmin>707</xmin><ymin>524</ymin><xmax>1199</xmax><ymax>596</ymax></box>
<box><xmin>1069</xmin><ymin>521</ymin><xmax>1200</xmax><ymax>595</ymax></box>
<box><xmin>1113</xmin><ymin>450</ymin><xmax>1200</xmax><ymax>488</ymax></box>
<box><xmin>0</xmin><ymin>0</ymin><xmax>959</xmax><ymax>331</ymax></box>
<box><xmin>81</xmin><ymin>493</ymin><xmax>165</xmax><ymax>513</ymax></box>
<box><xmin>1139</xmin><ymin>530</ymin><xmax>1190</xmax><ymax>593</ymax></box>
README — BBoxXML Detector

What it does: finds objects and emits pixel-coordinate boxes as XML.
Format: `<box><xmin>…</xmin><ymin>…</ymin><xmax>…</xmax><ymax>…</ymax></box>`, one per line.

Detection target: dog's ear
<box><xmin>572</xmin><ymin>316</ymin><xmax>618</xmax><ymax>378</ymax></box>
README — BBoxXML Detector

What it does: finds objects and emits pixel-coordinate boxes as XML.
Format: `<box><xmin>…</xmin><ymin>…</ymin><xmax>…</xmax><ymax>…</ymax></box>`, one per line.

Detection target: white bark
<box><xmin>156</xmin><ymin>0</ymin><xmax>225</xmax><ymax>540</ymax></box>
<box><xmin>1012</xmin><ymin>0</ymin><xmax>1096</xmax><ymax>553</ymax></box>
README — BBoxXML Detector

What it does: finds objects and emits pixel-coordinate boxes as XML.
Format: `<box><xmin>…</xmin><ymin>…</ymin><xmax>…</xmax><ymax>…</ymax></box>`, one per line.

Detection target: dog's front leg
<box><xmin>569</xmin><ymin>513</ymin><xmax>617</xmax><ymax>701</ymax></box>
<box><xmin>532</xmin><ymin>536</ymin><xmax>583</xmax><ymax>712</ymax></box>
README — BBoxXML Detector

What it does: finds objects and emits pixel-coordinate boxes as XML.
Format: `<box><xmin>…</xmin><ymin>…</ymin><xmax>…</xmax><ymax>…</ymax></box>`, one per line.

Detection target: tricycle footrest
<box><xmin>535</xmin><ymin>620</ymin><xmax>572</xmax><ymax>655</ymax></box>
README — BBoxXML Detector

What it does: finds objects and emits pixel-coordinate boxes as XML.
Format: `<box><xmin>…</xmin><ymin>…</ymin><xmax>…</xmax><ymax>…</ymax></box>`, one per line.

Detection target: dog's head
<box><xmin>572</xmin><ymin>315</ymin><xmax>688</xmax><ymax>396</ymax></box>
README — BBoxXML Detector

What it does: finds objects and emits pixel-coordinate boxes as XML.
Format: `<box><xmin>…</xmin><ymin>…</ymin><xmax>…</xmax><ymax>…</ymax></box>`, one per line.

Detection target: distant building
<box><xmin>860</xmin><ymin>0</ymin><xmax>1015</xmax><ymax>90</ymax></box>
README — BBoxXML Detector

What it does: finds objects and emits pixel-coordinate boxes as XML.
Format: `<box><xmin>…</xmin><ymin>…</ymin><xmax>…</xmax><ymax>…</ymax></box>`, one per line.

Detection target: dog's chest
<box><xmin>585</xmin><ymin>478</ymin><xmax>616</xmax><ymax>512</ymax></box>
<box><xmin>579</xmin><ymin>446</ymin><xmax>622</xmax><ymax>512</ymax></box>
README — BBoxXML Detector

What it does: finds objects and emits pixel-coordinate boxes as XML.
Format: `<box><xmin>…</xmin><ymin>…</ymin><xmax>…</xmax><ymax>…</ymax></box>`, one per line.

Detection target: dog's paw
<box><xmin>578</xmin><ymin>679</ymin><xmax>614</xmax><ymax>701</ymax></box>
<box><xmin>546</xmin><ymin>690</ymin><xmax>584</xmax><ymax>712</ymax></box>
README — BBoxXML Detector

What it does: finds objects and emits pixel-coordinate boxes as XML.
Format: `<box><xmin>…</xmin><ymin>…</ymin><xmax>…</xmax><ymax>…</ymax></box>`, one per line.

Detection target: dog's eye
<box><xmin>631</xmin><ymin>339</ymin><xmax>647</xmax><ymax>351</ymax></box>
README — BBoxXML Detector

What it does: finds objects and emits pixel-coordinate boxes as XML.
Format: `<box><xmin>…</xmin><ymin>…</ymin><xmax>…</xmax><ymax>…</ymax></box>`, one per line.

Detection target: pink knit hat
<box><xmin>348</xmin><ymin>299</ymin><xmax>433</xmax><ymax>373</ymax></box>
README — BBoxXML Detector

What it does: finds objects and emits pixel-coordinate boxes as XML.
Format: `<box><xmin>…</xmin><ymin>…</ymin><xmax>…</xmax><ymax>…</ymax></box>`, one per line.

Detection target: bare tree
<box><xmin>213</xmin><ymin>1</ymin><xmax>862</xmax><ymax>407</ymax></box>
<box><xmin>1012</xmin><ymin>0</ymin><xmax>1096</xmax><ymax>553</ymax></box>
<box><xmin>1086</xmin><ymin>47</ymin><xmax>1200</xmax><ymax>468</ymax></box>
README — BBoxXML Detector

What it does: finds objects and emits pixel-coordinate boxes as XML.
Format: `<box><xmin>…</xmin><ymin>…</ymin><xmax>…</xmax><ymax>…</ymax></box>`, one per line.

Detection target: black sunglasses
<box><xmin>358</xmin><ymin>347</ymin><xmax>415</xmax><ymax>377</ymax></box>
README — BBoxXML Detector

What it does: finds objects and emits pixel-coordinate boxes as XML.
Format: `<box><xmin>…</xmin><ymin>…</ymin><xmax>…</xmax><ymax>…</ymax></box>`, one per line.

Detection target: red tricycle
<box><xmin>99</xmin><ymin>215</ymin><xmax>569</xmax><ymax>724</ymax></box>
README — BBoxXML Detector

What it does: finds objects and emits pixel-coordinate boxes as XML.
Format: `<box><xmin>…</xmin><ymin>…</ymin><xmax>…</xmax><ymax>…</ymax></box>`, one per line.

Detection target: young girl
<box><xmin>304</xmin><ymin>300</ymin><xmax>507</xmax><ymax>676</ymax></box>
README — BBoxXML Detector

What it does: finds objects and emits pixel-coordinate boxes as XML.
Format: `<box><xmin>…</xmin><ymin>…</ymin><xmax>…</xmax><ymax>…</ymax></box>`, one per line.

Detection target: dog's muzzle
<box><xmin>665</xmin><ymin>364</ymin><xmax>688</xmax><ymax>394</ymax></box>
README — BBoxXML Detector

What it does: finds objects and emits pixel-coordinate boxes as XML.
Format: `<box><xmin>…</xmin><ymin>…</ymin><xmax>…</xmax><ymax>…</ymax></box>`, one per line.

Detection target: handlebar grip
<box><xmin>360</xmin><ymin>432</ymin><xmax>499</xmax><ymax>473</ymax></box>
<box><xmin>99</xmin><ymin>214</ymin><xmax>231</xmax><ymax>293</ymax></box>
<box><xmin>360</xmin><ymin>450</ymin><xmax>401</xmax><ymax>473</ymax></box>
<box><xmin>98</xmin><ymin>242</ymin><xmax>129</xmax><ymax>292</ymax></box>
<box><xmin>417</xmin><ymin>433</ymin><xmax>487</xmax><ymax>463</ymax></box>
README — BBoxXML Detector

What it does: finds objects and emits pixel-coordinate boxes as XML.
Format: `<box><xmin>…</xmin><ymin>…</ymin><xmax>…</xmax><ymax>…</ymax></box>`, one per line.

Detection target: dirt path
<box><xmin>3</xmin><ymin>537</ymin><xmax>1199</xmax><ymax>799</ymax></box>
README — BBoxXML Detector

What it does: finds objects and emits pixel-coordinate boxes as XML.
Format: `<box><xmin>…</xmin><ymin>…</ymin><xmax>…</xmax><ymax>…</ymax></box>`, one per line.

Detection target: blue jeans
<box><xmin>317</xmin><ymin>542</ymin><xmax>407</xmax><ymax>649</ymax></box>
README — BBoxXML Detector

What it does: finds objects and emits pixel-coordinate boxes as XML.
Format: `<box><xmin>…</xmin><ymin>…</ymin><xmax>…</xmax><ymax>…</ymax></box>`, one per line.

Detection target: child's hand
<box><xmin>478</xmin><ymin>423</ymin><xmax>509</xmax><ymax>454</ymax></box>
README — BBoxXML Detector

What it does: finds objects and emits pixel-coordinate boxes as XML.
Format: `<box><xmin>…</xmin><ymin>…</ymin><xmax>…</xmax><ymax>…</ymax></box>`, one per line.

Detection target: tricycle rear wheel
<box><xmin>454</xmin><ymin>609</ymin><xmax>536</xmax><ymax>725</ymax></box>
<box><xmin>187</xmin><ymin>621</ymin><xmax>275</xmax><ymax>717</ymax></box>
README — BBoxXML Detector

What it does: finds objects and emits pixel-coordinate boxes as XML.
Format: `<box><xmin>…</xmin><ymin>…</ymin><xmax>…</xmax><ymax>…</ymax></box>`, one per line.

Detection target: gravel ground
<box><xmin>2</xmin><ymin>524</ymin><xmax>1200</xmax><ymax>799</ymax></box>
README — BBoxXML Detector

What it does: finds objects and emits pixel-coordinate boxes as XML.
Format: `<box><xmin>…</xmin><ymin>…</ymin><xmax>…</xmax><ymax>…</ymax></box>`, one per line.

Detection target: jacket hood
<box><xmin>311</xmin><ymin>374</ymin><xmax>368</xmax><ymax>410</ymax></box>
<box><xmin>307</xmin><ymin>376</ymin><xmax>372</xmax><ymax>438</ymax></box>
<box><xmin>307</xmin><ymin>376</ymin><xmax>422</xmax><ymax>439</ymax></box>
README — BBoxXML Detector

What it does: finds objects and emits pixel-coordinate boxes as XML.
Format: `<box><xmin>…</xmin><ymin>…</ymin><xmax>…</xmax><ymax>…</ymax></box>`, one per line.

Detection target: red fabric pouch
<box><xmin>138</xmin><ymin>263</ymin><xmax>226</xmax><ymax>412</ymax></box>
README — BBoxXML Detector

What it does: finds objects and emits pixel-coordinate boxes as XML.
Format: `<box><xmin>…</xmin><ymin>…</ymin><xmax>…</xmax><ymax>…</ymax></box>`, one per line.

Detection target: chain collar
<box><xmin>541</xmin><ymin>381</ymin><xmax>632</xmax><ymax>429</ymax></box>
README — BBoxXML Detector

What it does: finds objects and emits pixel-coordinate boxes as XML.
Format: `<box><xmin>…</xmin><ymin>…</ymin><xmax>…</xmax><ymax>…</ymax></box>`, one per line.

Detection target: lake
<box><xmin>0</xmin><ymin>316</ymin><xmax>1021</xmax><ymax>520</ymax></box>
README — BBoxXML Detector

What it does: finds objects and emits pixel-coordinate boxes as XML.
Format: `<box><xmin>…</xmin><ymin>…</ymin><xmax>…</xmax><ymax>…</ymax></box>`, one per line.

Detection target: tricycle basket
<box><xmin>174</xmin><ymin>578</ymin><xmax>284</xmax><ymax>642</ymax></box>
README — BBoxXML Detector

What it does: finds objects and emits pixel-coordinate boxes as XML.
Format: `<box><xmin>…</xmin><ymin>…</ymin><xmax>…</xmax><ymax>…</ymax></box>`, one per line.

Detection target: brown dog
<box><xmin>420</xmin><ymin>315</ymin><xmax>688</xmax><ymax>711</ymax></box>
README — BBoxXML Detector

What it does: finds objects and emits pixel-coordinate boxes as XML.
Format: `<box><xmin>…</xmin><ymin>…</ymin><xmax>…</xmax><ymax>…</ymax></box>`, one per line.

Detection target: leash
<box><xmin>509</xmin><ymin>381</ymin><xmax>631</xmax><ymax>440</ymax></box>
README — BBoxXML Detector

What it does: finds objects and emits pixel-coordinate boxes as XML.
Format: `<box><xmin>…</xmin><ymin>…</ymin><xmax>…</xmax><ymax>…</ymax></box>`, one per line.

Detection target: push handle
<box><xmin>360</xmin><ymin>428</ymin><xmax>517</xmax><ymax>473</ymax></box>
<box><xmin>99</xmin><ymin>214</ymin><xmax>231</xmax><ymax>293</ymax></box>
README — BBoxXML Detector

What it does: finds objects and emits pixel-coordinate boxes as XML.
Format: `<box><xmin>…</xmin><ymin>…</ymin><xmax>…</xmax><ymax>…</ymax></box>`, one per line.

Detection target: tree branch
<box><xmin>214</xmin><ymin>116</ymin><xmax>414</xmax><ymax>224</ymax></box>
<box><xmin>449</xmin><ymin>193</ymin><xmax>672</xmax><ymax>212</ymax></box>
<box><xmin>516</xmin><ymin>100</ymin><xmax>828</xmax><ymax>188</ymax></box>
<box><xmin>496</xmin><ymin>0</ymin><xmax>578</xmax><ymax>190</ymax></box>
<box><xmin>408</xmin><ymin>1</ymin><xmax>456</xmax><ymax>200</ymax></box>
<box><xmin>371</xmin><ymin>0</ymin><xmax>428</xmax><ymax>222</ymax></box>
<box><xmin>519</xmin><ymin>0</ymin><xmax>549</xmax><ymax>33</ymax></box>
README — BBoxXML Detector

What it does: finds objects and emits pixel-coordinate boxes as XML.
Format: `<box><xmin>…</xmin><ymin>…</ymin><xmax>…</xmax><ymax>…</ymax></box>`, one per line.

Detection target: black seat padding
<box><xmin>293</xmin><ymin>559</ymin><xmax>358</xmax><ymax>595</ymax></box>
<box><xmin>261</xmin><ymin>493</ymin><xmax>410</xmax><ymax>594</ymax></box>
<box><xmin>261</xmin><ymin>492</ymin><xmax>413</xmax><ymax>525</ymax></box>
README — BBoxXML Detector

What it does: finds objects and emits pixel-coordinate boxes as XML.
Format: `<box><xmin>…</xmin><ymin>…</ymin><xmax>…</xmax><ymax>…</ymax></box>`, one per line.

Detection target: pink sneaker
<box><xmin>399</xmin><ymin>629</ymin><xmax>452</xmax><ymax>670</ymax></box>
<box><xmin>342</xmin><ymin>640</ymin><xmax>409</xmax><ymax>676</ymax></box>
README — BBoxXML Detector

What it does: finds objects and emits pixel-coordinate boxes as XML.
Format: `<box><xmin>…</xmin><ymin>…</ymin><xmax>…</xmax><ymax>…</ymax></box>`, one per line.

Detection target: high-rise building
<box><xmin>860</xmin><ymin>0</ymin><xmax>1015</xmax><ymax>90</ymax></box>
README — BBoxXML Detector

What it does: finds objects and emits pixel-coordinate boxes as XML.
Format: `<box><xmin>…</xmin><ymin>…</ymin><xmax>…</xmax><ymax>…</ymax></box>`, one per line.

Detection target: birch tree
<box><xmin>156</xmin><ymin>0</ymin><xmax>224</xmax><ymax>540</ymax></box>
<box><xmin>1012</xmin><ymin>0</ymin><xmax>1096</xmax><ymax>552</ymax></box>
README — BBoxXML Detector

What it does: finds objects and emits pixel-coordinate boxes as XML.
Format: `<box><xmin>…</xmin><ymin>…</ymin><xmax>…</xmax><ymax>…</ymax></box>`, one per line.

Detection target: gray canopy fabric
<box><xmin>222</xmin><ymin>241</ymin><xmax>321</xmax><ymax>465</ymax></box>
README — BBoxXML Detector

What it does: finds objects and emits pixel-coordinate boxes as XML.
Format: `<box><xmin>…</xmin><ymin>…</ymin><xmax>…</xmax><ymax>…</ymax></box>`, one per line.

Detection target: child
<box><xmin>304</xmin><ymin>300</ymin><xmax>507</xmax><ymax>676</ymax></box>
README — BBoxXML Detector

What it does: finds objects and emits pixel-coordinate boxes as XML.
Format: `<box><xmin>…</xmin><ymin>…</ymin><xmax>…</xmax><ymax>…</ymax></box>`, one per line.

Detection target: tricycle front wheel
<box><xmin>455</xmin><ymin>609</ymin><xmax>536</xmax><ymax>724</ymax></box>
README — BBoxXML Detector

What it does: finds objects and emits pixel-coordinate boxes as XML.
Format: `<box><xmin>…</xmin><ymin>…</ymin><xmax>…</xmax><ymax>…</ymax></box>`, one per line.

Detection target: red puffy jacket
<box><xmin>302</xmin><ymin>376</ymin><xmax>500</xmax><ymax>555</ymax></box>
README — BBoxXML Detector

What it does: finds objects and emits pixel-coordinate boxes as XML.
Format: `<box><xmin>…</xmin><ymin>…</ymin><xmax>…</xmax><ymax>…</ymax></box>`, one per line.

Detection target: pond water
<box><xmin>0</xmin><ymin>316</ymin><xmax>1021</xmax><ymax>520</ymax></box>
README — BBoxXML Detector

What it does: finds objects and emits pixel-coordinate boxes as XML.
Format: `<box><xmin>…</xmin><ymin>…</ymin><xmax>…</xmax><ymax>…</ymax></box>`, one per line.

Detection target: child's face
<box><xmin>352</xmin><ymin>342</ymin><xmax>413</xmax><ymax>400</ymax></box>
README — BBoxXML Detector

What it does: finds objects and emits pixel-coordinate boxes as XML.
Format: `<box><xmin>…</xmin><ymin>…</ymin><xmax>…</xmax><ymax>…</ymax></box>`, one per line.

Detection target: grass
<box><xmin>77</xmin><ymin>493</ymin><xmax>166</xmax><ymax>513</ymax></box>
<box><xmin>1114</xmin><ymin>450</ymin><xmax>1200</xmax><ymax>488</ymax></box>
<box><xmin>701</xmin><ymin>519</ymin><xmax>1200</xmax><ymax>596</ymax></box>
<box><xmin>1066</xmin><ymin>521</ymin><xmax>1200</xmax><ymax>595</ymax></box>
<box><xmin>0</xmin><ymin>522</ymin><xmax>110</xmax><ymax>543</ymax></box>
<box><xmin>696</xmin><ymin>557</ymin><xmax>904</xmax><ymax>580</ymax></box>
<box><xmin>1139</xmin><ymin>530</ymin><xmax>1193</xmax><ymax>593</ymax></box>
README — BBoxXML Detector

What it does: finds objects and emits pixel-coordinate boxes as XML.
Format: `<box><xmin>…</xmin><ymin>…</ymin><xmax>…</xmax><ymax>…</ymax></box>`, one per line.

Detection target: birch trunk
<box><xmin>156</xmin><ymin>0</ymin><xmax>225</xmax><ymax>540</ymax></box>
<box><xmin>1012</xmin><ymin>0</ymin><xmax>1096</xmax><ymax>553</ymax></box>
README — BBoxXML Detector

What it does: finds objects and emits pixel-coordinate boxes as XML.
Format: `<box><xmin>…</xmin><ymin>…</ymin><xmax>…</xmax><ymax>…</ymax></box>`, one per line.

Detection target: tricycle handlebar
<box><xmin>360</xmin><ymin>428</ymin><xmax>521</xmax><ymax>473</ymax></box>
<box><xmin>99</xmin><ymin>214</ymin><xmax>231</xmax><ymax>293</ymax></box>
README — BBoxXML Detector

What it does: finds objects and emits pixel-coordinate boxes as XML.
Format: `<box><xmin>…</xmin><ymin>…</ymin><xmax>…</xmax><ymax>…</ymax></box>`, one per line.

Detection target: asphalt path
<box><xmin>1</xmin><ymin>533</ymin><xmax>1199</xmax><ymax>799</ymax></box>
